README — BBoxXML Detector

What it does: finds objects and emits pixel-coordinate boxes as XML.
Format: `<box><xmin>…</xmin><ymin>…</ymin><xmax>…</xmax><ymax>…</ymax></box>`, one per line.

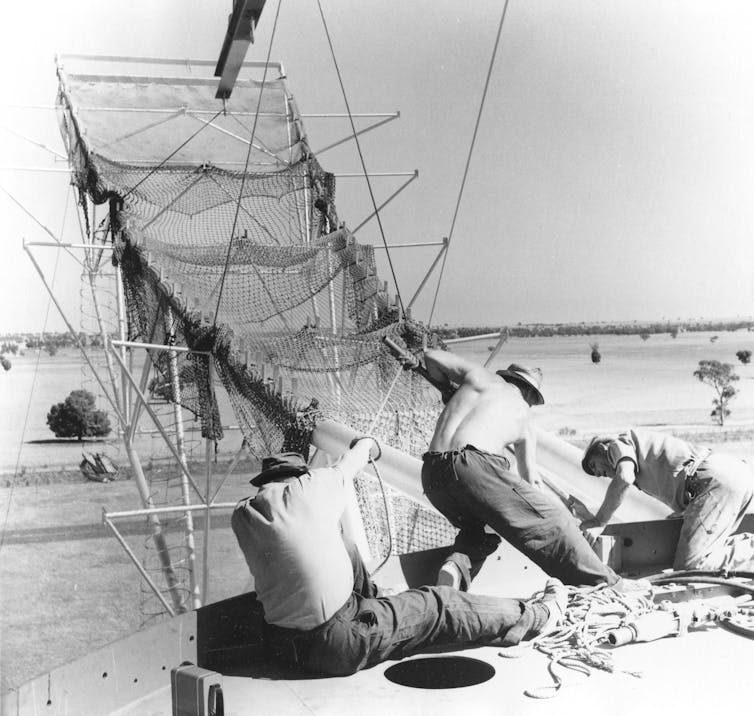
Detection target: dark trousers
<box><xmin>265</xmin><ymin>542</ymin><xmax>547</xmax><ymax>676</ymax></box>
<box><xmin>421</xmin><ymin>446</ymin><xmax>619</xmax><ymax>587</ymax></box>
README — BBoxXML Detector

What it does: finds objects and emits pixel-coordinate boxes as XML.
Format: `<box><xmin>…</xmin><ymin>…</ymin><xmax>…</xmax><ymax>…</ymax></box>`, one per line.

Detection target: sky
<box><xmin>1</xmin><ymin>0</ymin><xmax>754</xmax><ymax>334</ymax></box>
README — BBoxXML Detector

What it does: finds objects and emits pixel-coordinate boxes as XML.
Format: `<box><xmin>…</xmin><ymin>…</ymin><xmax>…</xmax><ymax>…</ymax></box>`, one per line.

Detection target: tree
<box><xmin>693</xmin><ymin>360</ymin><xmax>739</xmax><ymax>426</ymax></box>
<box><xmin>590</xmin><ymin>342</ymin><xmax>601</xmax><ymax>364</ymax></box>
<box><xmin>736</xmin><ymin>350</ymin><xmax>752</xmax><ymax>365</ymax></box>
<box><xmin>46</xmin><ymin>389</ymin><xmax>112</xmax><ymax>440</ymax></box>
<box><xmin>0</xmin><ymin>355</ymin><xmax>10</xmax><ymax>371</ymax></box>
<box><xmin>640</xmin><ymin>332</ymin><xmax>650</xmax><ymax>341</ymax></box>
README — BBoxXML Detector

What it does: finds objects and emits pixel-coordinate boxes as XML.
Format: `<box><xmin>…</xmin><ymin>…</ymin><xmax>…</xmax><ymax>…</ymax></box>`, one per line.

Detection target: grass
<box><xmin>0</xmin><ymin>473</ymin><xmax>256</xmax><ymax>694</ymax></box>
<box><xmin>564</xmin><ymin>425</ymin><xmax>754</xmax><ymax>450</ymax></box>
<box><xmin>0</xmin><ymin>455</ymin><xmax>243</xmax><ymax>488</ymax></box>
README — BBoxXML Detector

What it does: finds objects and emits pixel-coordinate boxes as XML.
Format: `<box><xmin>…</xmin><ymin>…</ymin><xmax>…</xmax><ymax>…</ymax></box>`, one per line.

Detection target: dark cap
<box><xmin>581</xmin><ymin>437</ymin><xmax>610</xmax><ymax>475</ymax></box>
<box><xmin>496</xmin><ymin>363</ymin><xmax>544</xmax><ymax>406</ymax></box>
<box><xmin>250</xmin><ymin>452</ymin><xmax>309</xmax><ymax>487</ymax></box>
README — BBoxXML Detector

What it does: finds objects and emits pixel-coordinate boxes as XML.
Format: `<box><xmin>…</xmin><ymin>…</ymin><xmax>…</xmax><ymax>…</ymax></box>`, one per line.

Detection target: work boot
<box><xmin>540</xmin><ymin>578</ymin><xmax>567</xmax><ymax>633</ymax></box>
<box><xmin>437</xmin><ymin>560</ymin><xmax>463</xmax><ymax>590</ymax></box>
<box><xmin>500</xmin><ymin>578</ymin><xmax>567</xmax><ymax>646</ymax></box>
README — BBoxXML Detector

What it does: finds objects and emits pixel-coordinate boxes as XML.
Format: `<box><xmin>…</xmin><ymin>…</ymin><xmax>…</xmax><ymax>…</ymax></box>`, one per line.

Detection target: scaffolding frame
<box><xmin>11</xmin><ymin>52</ymin><xmax>508</xmax><ymax>617</ymax></box>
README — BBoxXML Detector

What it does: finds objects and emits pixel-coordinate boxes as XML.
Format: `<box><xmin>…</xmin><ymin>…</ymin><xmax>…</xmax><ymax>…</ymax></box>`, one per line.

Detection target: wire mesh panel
<box><xmin>57</xmin><ymin>59</ymin><xmax>455</xmax><ymax>614</ymax></box>
<box><xmin>57</xmin><ymin>61</ymin><xmax>442</xmax><ymax>463</ymax></box>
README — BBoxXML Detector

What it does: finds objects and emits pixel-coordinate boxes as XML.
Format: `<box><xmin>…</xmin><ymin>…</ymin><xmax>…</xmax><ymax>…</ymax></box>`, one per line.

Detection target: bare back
<box><xmin>428</xmin><ymin>367</ymin><xmax>530</xmax><ymax>454</ymax></box>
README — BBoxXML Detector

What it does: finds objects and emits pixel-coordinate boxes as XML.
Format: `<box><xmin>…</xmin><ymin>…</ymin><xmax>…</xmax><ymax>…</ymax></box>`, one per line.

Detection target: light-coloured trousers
<box><xmin>674</xmin><ymin>452</ymin><xmax>754</xmax><ymax>571</ymax></box>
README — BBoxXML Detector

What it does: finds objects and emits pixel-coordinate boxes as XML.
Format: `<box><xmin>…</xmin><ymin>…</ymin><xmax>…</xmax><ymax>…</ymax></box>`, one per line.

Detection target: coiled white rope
<box><xmin>500</xmin><ymin>584</ymin><xmax>651</xmax><ymax>698</ymax></box>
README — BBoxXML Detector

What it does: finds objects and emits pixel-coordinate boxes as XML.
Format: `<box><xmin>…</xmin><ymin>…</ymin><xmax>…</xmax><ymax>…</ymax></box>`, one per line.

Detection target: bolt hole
<box><xmin>46</xmin><ymin>700</ymin><xmax>52</xmax><ymax>706</ymax></box>
<box><xmin>623</xmin><ymin>537</ymin><xmax>634</xmax><ymax>548</ymax></box>
<box><xmin>133</xmin><ymin>677</ymin><xmax>138</xmax><ymax>683</ymax></box>
<box><xmin>102</xmin><ymin>672</ymin><xmax>108</xmax><ymax>679</ymax></box>
<box><xmin>189</xmin><ymin>635</ymin><xmax>195</xmax><ymax>642</ymax></box>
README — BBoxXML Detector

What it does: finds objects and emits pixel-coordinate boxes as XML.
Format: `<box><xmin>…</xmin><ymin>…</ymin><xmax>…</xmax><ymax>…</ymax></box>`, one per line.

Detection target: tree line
<box><xmin>435</xmin><ymin>319</ymin><xmax>754</xmax><ymax>340</ymax></box>
<box><xmin>1</xmin><ymin>331</ymin><xmax>107</xmax><ymax>350</ymax></box>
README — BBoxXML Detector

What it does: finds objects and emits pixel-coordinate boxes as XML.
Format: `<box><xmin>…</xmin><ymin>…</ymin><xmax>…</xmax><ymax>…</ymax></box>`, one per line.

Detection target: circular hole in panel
<box><xmin>384</xmin><ymin>656</ymin><xmax>495</xmax><ymax>689</ymax></box>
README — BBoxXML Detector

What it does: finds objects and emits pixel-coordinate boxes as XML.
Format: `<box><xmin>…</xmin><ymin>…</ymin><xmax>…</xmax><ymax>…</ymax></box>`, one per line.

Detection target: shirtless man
<box><xmin>419</xmin><ymin>348</ymin><xmax>624</xmax><ymax>591</ymax></box>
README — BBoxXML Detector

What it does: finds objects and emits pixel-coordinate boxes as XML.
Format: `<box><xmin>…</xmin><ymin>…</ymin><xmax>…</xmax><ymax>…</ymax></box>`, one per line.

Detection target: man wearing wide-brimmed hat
<box><xmin>419</xmin><ymin>348</ymin><xmax>626</xmax><ymax>592</ymax></box>
<box><xmin>231</xmin><ymin>439</ymin><xmax>567</xmax><ymax>676</ymax></box>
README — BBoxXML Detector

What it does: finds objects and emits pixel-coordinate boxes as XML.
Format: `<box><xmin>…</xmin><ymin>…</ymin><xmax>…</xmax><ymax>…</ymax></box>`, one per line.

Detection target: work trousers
<box><xmin>422</xmin><ymin>446</ymin><xmax>619</xmax><ymax>587</ymax></box>
<box><xmin>675</xmin><ymin>452</ymin><xmax>754</xmax><ymax>570</ymax></box>
<box><xmin>265</xmin><ymin>542</ymin><xmax>548</xmax><ymax>676</ymax></box>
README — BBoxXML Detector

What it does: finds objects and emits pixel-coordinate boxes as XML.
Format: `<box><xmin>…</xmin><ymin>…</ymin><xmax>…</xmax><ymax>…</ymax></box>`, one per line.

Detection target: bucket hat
<box><xmin>250</xmin><ymin>452</ymin><xmax>309</xmax><ymax>487</ymax></box>
<box><xmin>496</xmin><ymin>363</ymin><xmax>544</xmax><ymax>406</ymax></box>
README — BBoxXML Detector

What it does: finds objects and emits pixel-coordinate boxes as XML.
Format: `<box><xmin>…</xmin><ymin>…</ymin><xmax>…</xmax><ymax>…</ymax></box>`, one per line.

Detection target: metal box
<box><xmin>171</xmin><ymin>663</ymin><xmax>224</xmax><ymax>716</ymax></box>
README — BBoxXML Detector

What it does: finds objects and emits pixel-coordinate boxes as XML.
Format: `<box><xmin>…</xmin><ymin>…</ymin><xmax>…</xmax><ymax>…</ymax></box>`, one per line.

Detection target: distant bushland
<box><xmin>435</xmin><ymin>319</ymin><xmax>754</xmax><ymax>340</ymax></box>
<box><xmin>0</xmin><ymin>331</ymin><xmax>108</xmax><ymax>351</ymax></box>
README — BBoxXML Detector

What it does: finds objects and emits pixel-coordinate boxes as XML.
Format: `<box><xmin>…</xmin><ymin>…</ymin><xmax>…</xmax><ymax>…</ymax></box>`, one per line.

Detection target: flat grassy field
<box><xmin>0</xmin><ymin>475</ymin><xmax>256</xmax><ymax>693</ymax></box>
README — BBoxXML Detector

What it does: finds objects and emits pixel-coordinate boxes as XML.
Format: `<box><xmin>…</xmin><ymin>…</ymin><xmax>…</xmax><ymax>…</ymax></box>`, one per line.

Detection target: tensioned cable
<box><xmin>427</xmin><ymin>0</ymin><xmax>511</xmax><ymax>327</ymax></box>
<box><xmin>365</xmin><ymin>458</ymin><xmax>393</xmax><ymax>576</ymax></box>
<box><xmin>0</xmin><ymin>185</ymin><xmax>80</xmax><ymax>266</ymax></box>
<box><xmin>0</xmin><ymin>124</ymin><xmax>68</xmax><ymax>160</ymax></box>
<box><xmin>213</xmin><ymin>0</ymin><xmax>284</xmax><ymax>327</ymax></box>
<box><xmin>121</xmin><ymin>109</ymin><xmax>223</xmax><ymax>201</ymax></box>
<box><xmin>362</xmin><ymin>363</ymin><xmax>405</xmax><ymax>575</ymax></box>
<box><xmin>0</xmin><ymin>185</ymin><xmax>72</xmax><ymax>553</ymax></box>
<box><xmin>315</xmin><ymin>0</ymin><xmax>406</xmax><ymax>320</ymax></box>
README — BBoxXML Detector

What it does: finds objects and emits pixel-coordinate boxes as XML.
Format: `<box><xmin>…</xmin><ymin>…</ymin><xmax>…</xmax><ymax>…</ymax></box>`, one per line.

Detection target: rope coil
<box><xmin>500</xmin><ymin>584</ymin><xmax>652</xmax><ymax>698</ymax></box>
<box><xmin>503</xmin><ymin>574</ymin><xmax>754</xmax><ymax>699</ymax></box>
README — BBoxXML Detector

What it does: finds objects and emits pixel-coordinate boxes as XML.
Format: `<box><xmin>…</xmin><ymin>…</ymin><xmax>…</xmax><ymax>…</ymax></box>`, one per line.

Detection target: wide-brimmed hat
<box><xmin>250</xmin><ymin>452</ymin><xmax>309</xmax><ymax>487</ymax></box>
<box><xmin>496</xmin><ymin>363</ymin><xmax>544</xmax><ymax>406</ymax></box>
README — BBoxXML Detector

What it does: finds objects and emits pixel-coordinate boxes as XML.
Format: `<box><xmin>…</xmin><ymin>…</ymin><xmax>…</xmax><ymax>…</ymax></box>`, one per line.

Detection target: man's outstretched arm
<box><xmin>336</xmin><ymin>437</ymin><xmax>381</xmax><ymax>480</ymax></box>
<box><xmin>580</xmin><ymin>460</ymin><xmax>636</xmax><ymax>541</ymax></box>
<box><xmin>423</xmin><ymin>348</ymin><xmax>485</xmax><ymax>387</ymax></box>
<box><xmin>335</xmin><ymin>437</ymin><xmax>381</xmax><ymax>552</ymax></box>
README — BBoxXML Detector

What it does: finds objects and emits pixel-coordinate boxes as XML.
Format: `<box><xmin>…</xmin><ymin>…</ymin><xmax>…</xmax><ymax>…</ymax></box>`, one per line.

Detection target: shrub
<box><xmin>736</xmin><ymin>350</ymin><xmax>752</xmax><ymax>365</ymax></box>
<box><xmin>640</xmin><ymin>332</ymin><xmax>650</xmax><ymax>341</ymax></box>
<box><xmin>0</xmin><ymin>355</ymin><xmax>10</xmax><ymax>371</ymax></box>
<box><xmin>46</xmin><ymin>389</ymin><xmax>112</xmax><ymax>440</ymax></box>
<box><xmin>590</xmin><ymin>343</ymin><xmax>601</xmax><ymax>364</ymax></box>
